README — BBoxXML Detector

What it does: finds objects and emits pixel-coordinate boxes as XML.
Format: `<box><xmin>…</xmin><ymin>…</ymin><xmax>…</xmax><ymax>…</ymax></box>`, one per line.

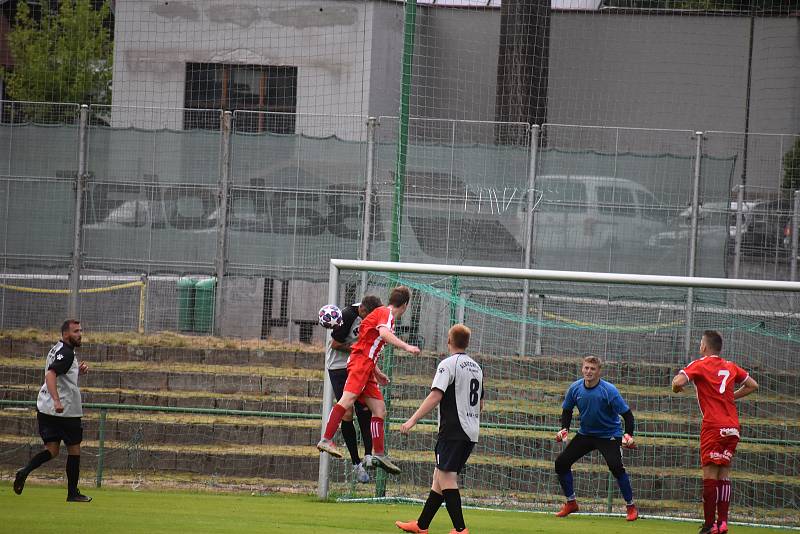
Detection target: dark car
<box><xmin>742</xmin><ymin>199</ymin><xmax>794</xmax><ymax>257</ymax></box>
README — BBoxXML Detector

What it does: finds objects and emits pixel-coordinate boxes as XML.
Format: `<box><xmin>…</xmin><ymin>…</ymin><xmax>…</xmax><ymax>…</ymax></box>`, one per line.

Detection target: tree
<box><xmin>0</xmin><ymin>0</ymin><xmax>113</xmax><ymax>122</ymax></box>
<box><xmin>783</xmin><ymin>137</ymin><xmax>800</xmax><ymax>194</ymax></box>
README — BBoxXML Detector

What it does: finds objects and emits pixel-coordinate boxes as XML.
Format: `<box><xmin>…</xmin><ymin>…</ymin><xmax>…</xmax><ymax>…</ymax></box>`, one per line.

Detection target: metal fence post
<box><xmin>361</xmin><ymin>117</ymin><xmax>377</xmax><ymax>293</ymax></box>
<box><xmin>535</xmin><ymin>294</ymin><xmax>543</xmax><ymax>356</ymax></box>
<box><xmin>791</xmin><ymin>190</ymin><xmax>799</xmax><ymax>282</ymax></box>
<box><xmin>733</xmin><ymin>184</ymin><xmax>745</xmax><ymax>279</ymax></box>
<box><xmin>138</xmin><ymin>274</ymin><xmax>148</xmax><ymax>334</ymax></box>
<box><xmin>214</xmin><ymin>111</ymin><xmax>232</xmax><ymax>335</ymax></box>
<box><xmin>519</xmin><ymin>124</ymin><xmax>540</xmax><ymax>357</ymax></box>
<box><xmin>318</xmin><ymin>261</ymin><xmax>339</xmax><ymax>499</ymax></box>
<box><xmin>684</xmin><ymin>131</ymin><xmax>704</xmax><ymax>358</ymax></box>
<box><xmin>68</xmin><ymin>105</ymin><xmax>88</xmax><ymax>318</ymax></box>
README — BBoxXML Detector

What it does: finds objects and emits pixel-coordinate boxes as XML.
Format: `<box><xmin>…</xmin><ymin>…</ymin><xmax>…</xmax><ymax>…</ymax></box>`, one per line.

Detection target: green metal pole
<box><xmin>378</xmin><ymin>0</ymin><xmax>418</xmax><ymax>499</ymax></box>
<box><xmin>606</xmin><ymin>472</ymin><xmax>614</xmax><ymax>513</ymax></box>
<box><xmin>390</xmin><ymin>0</ymin><xmax>418</xmax><ymax>263</ymax></box>
<box><xmin>95</xmin><ymin>408</ymin><xmax>107</xmax><ymax>488</ymax></box>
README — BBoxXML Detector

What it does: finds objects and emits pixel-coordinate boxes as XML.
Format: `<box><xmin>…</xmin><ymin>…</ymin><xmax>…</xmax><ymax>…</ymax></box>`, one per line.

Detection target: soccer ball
<box><xmin>318</xmin><ymin>304</ymin><xmax>343</xmax><ymax>329</ymax></box>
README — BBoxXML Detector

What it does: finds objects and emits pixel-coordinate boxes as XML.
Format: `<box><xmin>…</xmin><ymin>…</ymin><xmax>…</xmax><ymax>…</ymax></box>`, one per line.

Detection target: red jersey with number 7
<box><xmin>349</xmin><ymin>306</ymin><xmax>394</xmax><ymax>363</ymax></box>
<box><xmin>680</xmin><ymin>355</ymin><xmax>749</xmax><ymax>429</ymax></box>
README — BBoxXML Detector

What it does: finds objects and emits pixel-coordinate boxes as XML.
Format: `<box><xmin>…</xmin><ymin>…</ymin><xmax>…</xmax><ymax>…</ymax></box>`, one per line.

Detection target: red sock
<box><xmin>702</xmin><ymin>479</ymin><xmax>717</xmax><ymax>526</ymax></box>
<box><xmin>371</xmin><ymin>417</ymin><xmax>385</xmax><ymax>455</ymax></box>
<box><xmin>717</xmin><ymin>479</ymin><xmax>731</xmax><ymax>522</ymax></box>
<box><xmin>323</xmin><ymin>404</ymin><xmax>347</xmax><ymax>441</ymax></box>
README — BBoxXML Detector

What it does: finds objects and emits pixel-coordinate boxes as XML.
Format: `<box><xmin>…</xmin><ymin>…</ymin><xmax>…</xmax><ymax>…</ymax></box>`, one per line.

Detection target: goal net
<box><xmin>321</xmin><ymin>259</ymin><xmax>800</xmax><ymax>527</ymax></box>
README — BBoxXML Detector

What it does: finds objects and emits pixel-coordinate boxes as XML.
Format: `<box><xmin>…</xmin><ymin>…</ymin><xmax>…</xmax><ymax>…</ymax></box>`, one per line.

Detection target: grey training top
<box><xmin>325</xmin><ymin>303</ymin><xmax>362</xmax><ymax>370</ymax></box>
<box><xmin>36</xmin><ymin>341</ymin><xmax>83</xmax><ymax>417</ymax></box>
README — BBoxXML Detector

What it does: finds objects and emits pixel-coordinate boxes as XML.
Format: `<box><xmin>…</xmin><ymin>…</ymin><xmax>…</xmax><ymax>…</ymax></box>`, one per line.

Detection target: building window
<box><xmin>184</xmin><ymin>63</ymin><xmax>297</xmax><ymax>134</ymax></box>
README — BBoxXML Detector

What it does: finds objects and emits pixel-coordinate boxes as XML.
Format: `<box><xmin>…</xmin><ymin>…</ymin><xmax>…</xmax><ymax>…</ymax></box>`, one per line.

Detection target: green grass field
<box><xmin>0</xmin><ymin>483</ymin><xmax>788</xmax><ymax>534</ymax></box>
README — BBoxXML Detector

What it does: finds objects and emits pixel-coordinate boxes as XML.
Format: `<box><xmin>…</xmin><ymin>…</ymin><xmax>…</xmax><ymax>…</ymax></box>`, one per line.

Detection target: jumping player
<box><xmin>554</xmin><ymin>356</ymin><xmax>638</xmax><ymax>521</ymax></box>
<box><xmin>671</xmin><ymin>330</ymin><xmax>758</xmax><ymax>534</ymax></box>
<box><xmin>317</xmin><ymin>286</ymin><xmax>420</xmax><ymax>475</ymax></box>
<box><xmin>325</xmin><ymin>295</ymin><xmax>383</xmax><ymax>483</ymax></box>
<box><xmin>395</xmin><ymin>324</ymin><xmax>483</xmax><ymax>534</ymax></box>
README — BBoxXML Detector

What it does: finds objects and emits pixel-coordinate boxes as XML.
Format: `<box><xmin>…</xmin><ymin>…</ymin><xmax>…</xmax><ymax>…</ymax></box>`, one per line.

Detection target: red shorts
<box><xmin>700</xmin><ymin>426</ymin><xmax>740</xmax><ymax>466</ymax></box>
<box><xmin>344</xmin><ymin>356</ymin><xmax>383</xmax><ymax>403</ymax></box>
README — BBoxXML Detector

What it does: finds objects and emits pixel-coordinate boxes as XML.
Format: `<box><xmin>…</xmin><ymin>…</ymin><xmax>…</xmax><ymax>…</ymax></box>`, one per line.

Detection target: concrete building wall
<box><xmin>749</xmin><ymin>18</ymin><xmax>800</xmax><ymax>136</ymax></box>
<box><xmin>547</xmin><ymin>14</ymin><xmax>751</xmax><ymax>133</ymax></box>
<box><xmin>112</xmin><ymin>0</ymin><xmax>371</xmax><ymax>138</ymax></box>
<box><xmin>367</xmin><ymin>2</ymin><xmax>404</xmax><ymax>120</ymax></box>
<box><xmin>363</xmin><ymin>9</ymin><xmax>799</xmax><ymax>175</ymax></box>
<box><xmin>410</xmin><ymin>7</ymin><xmax>501</xmax><ymax>125</ymax></box>
<box><xmin>110</xmin><ymin>3</ymin><xmax>800</xmax><ymax>187</ymax></box>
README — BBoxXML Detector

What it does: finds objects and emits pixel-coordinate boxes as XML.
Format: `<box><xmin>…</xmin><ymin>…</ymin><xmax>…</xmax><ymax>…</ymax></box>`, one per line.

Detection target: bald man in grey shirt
<box><xmin>14</xmin><ymin>319</ymin><xmax>92</xmax><ymax>502</ymax></box>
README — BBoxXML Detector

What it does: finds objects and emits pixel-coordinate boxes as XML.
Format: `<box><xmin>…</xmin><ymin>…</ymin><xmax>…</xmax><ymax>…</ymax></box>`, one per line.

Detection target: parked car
<box><xmin>530</xmin><ymin>175</ymin><xmax>670</xmax><ymax>254</ymax></box>
<box><xmin>742</xmin><ymin>199</ymin><xmax>794</xmax><ymax>257</ymax></box>
<box><xmin>401</xmin><ymin>173</ymin><xmax>669</xmax><ymax>269</ymax></box>
<box><xmin>674</xmin><ymin>201</ymin><xmax>755</xmax><ymax>251</ymax></box>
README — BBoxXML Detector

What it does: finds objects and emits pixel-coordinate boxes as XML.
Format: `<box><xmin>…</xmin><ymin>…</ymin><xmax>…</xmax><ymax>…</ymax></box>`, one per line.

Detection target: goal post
<box><xmin>319</xmin><ymin>259</ymin><xmax>800</xmax><ymax>526</ymax></box>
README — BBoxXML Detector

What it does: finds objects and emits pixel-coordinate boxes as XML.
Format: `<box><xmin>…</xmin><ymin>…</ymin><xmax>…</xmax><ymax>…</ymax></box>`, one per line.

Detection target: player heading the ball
<box><xmin>317</xmin><ymin>286</ymin><xmax>420</xmax><ymax>475</ymax></box>
<box><xmin>324</xmin><ymin>295</ymin><xmax>383</xmax><ymax>484</ymax></box>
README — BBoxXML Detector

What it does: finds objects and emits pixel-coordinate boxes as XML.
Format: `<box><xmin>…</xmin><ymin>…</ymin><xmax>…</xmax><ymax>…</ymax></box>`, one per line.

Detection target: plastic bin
<box><xmin>177</xmin><ymin>277</ymin><xmax>197</xmax><ymax>332</ymax></box>
<box><xmin>194</xmin><ymin>277</ymin><xmax>217</xmax><ymax>333</ymax></box>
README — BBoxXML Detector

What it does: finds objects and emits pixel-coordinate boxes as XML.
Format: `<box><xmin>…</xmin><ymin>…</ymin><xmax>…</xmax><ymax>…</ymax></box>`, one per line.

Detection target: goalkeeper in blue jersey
<box><xmin>553</xmin><ymin>356</ymin><xmax>638</xmax><ymax>521</ymax></box>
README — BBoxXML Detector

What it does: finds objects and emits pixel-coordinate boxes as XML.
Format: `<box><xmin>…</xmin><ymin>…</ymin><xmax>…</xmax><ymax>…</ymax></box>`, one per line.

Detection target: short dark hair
<box><xmin>703</xmin><ymin>330</ymin><xmax>723</xmax><ymax>353</ymax></box>
<box><xmin>388</xmin><ymin>286</ymin><xmax>410</xmax><ymax>307</ymax></box>
<box><xmin>61</xmin><ymin>319</ymin><xmax>80</xmax><ymax>334</ymax></box>
<box><xmin>360</xmin><ymin>295</ymin><xmax>382</xmax><ymax>314</ymax></box>
<box><xmin>448</xmin><ymin>324</ymin><xmax>471</xmax><ymax>350</ymax></box>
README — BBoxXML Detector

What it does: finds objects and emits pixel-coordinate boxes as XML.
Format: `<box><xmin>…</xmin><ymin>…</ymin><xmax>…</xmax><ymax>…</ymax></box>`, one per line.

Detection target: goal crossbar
<box><xmin>330</xmin><ymin>259</ymin><xmax>800</xmax><ymax>292</ymax></box>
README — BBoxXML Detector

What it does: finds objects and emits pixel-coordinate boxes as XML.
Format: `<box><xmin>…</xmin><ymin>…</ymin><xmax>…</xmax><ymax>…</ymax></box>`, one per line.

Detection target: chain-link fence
<box><xmin>1</xmin><ymin>101</ymin><xmax>799</xmax><ymax>340</ymax></box>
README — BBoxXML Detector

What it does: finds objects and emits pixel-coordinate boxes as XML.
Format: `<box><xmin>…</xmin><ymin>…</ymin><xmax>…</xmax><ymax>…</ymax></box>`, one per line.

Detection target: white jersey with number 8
<box><xmin>431</xmin><ymin>353</ymin><xmax>484</xmax><ymax>442</ymax></box>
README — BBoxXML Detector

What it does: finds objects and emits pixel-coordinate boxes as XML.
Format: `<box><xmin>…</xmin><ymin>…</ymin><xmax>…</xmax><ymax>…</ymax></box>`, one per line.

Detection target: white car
<box><xmin>530</xmin><ymin>175</ymin><xmax>669</xmax><ymax>255</ymax></box>
<box><xmin>402</xmin><ymin>173</ymin><xmax>670</xmax><ymax>270</ymax></box>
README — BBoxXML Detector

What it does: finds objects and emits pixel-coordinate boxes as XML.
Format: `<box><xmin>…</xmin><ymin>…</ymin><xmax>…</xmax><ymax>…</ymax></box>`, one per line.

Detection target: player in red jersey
<box><xmin>317</xmin><ymin>286</ymin><xmax>420</xmax><ymax>474</ymax></box>
<box><xmin>671</xmin><ymin>330</ymin><xmax>758</xmax><ymax>534</ymax></box>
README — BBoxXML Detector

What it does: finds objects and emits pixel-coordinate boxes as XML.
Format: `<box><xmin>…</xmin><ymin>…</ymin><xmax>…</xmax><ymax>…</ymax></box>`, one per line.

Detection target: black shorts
<box><xmin>37</xmin><ymin>411</ymin><xmax>83</xmax><ymax>446</ymax></box>
<box><xmin>555</xmin><ymin>433</ymin><xmax>625</xmax><ymax>476</ymax></box>
<box><xmin>435</xmin><ymin>438</ymin><xmax>475</xmax><ymax>474</ymax></box>
<box><xmin>328</xmin><ymin>368</ymin><xmax>349</xmax><ymax>400</ymax></box>
<box><xmin>328</xmin><ymin>368</ymin><xmax>370</xmax><ymax>416</ymax></box>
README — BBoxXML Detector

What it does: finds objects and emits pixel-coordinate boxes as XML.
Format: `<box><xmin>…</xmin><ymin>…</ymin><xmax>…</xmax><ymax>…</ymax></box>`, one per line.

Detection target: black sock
<box><xmin>356</xmin><ymin>408</ymin><xmax>373</xmax><ymax>456</ymax></box>
<box><xmin>417</xmin><ymin>490</ymin><xmax>444</xmax><ymax>530</ymax></box>
<box><xmin>66</xmin><ymin>455</ymin><xmax>80</xmax><ymax>496</ymax></box>
<box><xmin>341</xmin><ymin>420</ymin><xmax>361</xmax><ymax>464</ymax></box>
<box><xmin>443</xmin><ymin>488</ymin><xmax>466</xmax><ymax>532</ymax></box>
<box><xmin>21</xmin><ymin>450</ymin><xmax>53</xmax><ymax>475</ymax></box>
